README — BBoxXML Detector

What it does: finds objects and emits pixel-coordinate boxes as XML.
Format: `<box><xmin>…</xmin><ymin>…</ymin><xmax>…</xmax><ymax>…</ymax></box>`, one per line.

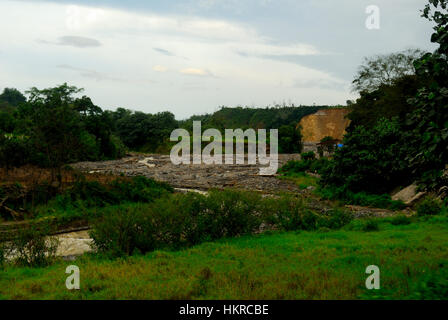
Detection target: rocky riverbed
<box><xmin>72</xmin><ymin>154</ymin><xmax>303</xmax><ymax>193</ymax></box>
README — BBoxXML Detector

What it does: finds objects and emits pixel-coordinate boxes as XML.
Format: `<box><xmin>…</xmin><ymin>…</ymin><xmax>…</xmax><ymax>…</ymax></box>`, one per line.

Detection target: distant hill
<box><xmin>179</xmin><ymin>105</ymin><xmax>344</xmax><ymax>131</ymax></box>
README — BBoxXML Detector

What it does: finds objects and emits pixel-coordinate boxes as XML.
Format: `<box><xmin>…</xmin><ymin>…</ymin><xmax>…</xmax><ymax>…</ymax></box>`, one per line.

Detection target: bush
<box><xmin>91</xmin><ymin>190</ymin><xmax>355</xmax><ymax>257</ymax></box>
<box><xmin>263</xmin><ymin>196</ymin><xmax>352</xmax><ymax>231</ymax></box>
<box><xmin>389</xmin><ymin>215</ymin><xmax>412</xmax><ymax>226</ymax></box>
<box><xmin>410</xmin><ymin>268</ymin><xmax>448</xmax><ymax>300</ymax></box>
<box><xmin>35</xmin><ymin>176</ymin><xmax>173</xmax><ymax>220</ymax></box>
<box><xmin>417</xmin><ymin>196</ymin><xmax>443</xmax><ymax>217</ymax></box>
<box><xmin>320</xmin><ymin>118</ymin><xmax>412</xmax><ymax>194</ymax></box>
<box><xmin>6</xmin><ymin>223</ymin><xmax>59</xmax><ymax>267</ymax></box>
<box><xmin>263</xmin><ymin>195</ymin><xmax>307</xmax><ymax>231</ymax></box>
<box><xmin>279</xmin><ymin>157</ymin><xmax>330</xmax><ymax>177</ymax></box>
<box><xmin>318</xmin><ymin>186</ymin><xmax>405</xmax><ymax>210</ymax></box>
<box><xmin>91</xmin><ymin>190</ymin><xmax>264</xmax><ymax>257</ymax></box>
<box><xmin>0</xmin><ymin>242</ymin><xmax>6</xmax><ymax>269</ymax></box>
<box><xmin>361</xmin><ymin>219</ymin><xmax>380</xmax><ymax>232</ymax></box>
<box><xmin>319</xmin><ymin>209</ymin><xmax>353</xmax><ymax>230</ymax></box>
<box><xmin>301</xmin><ymin>152</ymin><xmax>316</xmax><ymax>161</ymax></box>
<box><xmin>89</xmin><ymin>204</ymin><xmax>159</xmax><ymax>257</ymax></box>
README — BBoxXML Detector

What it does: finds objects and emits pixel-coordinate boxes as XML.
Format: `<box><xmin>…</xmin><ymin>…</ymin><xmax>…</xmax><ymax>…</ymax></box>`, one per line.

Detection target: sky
<box><xmin>0</xmin><ymin>0</ymin><xmax>437</xmax><ymax>119</ymax></box>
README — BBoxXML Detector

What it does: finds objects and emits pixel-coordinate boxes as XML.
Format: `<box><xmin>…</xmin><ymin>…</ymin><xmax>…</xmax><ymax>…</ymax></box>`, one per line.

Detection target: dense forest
<box><xmin>0</xmin><ymin>87</ymin><xmax>332</xmax><ymax>165</ymax></box>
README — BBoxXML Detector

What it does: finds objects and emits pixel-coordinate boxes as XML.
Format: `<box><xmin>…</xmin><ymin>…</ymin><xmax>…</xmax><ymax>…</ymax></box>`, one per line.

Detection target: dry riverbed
<box><xmin>72</xmin><ymin>154</ymin><xmax>303</xmax><ymax>193</ymax></box>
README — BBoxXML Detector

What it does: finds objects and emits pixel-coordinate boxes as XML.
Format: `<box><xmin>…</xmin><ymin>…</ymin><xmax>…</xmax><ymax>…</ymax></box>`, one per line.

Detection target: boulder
<box><xmin>392</xmin><ymin>184</ymin><xmax>426</xmax><ymax>206</ymax></box>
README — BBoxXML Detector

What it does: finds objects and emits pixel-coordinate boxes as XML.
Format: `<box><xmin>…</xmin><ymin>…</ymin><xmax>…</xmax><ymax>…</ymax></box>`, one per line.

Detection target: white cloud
<box><xmin>180</xmin><ymin>68</ymin><xmax>211</xmax><ymax>76</ymax></box>
<box><xmin>153</xmin><ymin>65</ymin><xmax>168</xmax><ymax>72</ymax></box>
<box><xmin>0</xmin><ymin>0</ymin><xmax>351</xmax><ymax>118</ymax></box>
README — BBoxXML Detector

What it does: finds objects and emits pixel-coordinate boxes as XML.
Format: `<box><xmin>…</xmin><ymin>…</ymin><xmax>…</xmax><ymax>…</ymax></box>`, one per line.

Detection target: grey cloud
<box><xmin>153</xmin><ymin>47</ymin><xmax>175</xmax><ymax>56</ymax></box>
<box><xmin>40</xmin><ymin>36</ymin><xmax>101</xmax><ymax>48</ymax></box>
<box><xmin>57</xmin><ymin>65</ymin><xmax>121</xmax><ymax>82</ymax></box>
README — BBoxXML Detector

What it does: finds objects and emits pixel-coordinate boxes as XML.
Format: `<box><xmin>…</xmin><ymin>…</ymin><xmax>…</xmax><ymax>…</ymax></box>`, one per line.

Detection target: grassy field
<box><xmin>1</xmin><ymin>215</ymin><xmax>447</xmax><ymax>300</ymax></box>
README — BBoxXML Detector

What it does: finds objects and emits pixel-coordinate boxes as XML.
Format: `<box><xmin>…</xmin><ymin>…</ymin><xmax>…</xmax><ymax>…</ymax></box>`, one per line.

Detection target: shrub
<box><xmin>410</xmin><ymin>268</ymin><xmax>448</xmax><ymax>300</ymax></box>
<box><xmin>36</xmin><ymin>176</ymin><xmax>173</xmax><ymax>220</ymax></box>
<box><xmin>318</xmin><ymin>186</ymin><xmax>405</xmax><ymax>210</ymax></box>
<box><xmin>91</xmin><ymin>190</ymin><xmax>264</xmax><ymax>257</ymax></box>
<box><xmin>263</xmin><ymin>195</ymin><xmax>306</xmax><ymax>231</ymax></box>
<box><xmin>91</xmin><ymin>190</ymin><xmax>354</xmax><ymax>258</ymax></box>
<box><xmin>279</xmin><ymin>157</ymin><xmax>330</xmax><ymax>178</ymax></box>
<box><xmin>264</xmin><ymin>196</ymin><xmax>351</xmax><ymax>231</ymax></box>
<box><xmin>301</xmin><ymin>152</ymin><xmax>316</xmax><ymax>161</ymax></box>
<box><xmin>320</xmin><ymin>118</ymin><xmax>412</xmax><ymax>194</ymax></box>
<box><xmin>279</xmin><ymin>160</ymin><xmax>310</xmax><ymax>175</ymax></box>
<box><xmin>390</xmin><ymin>215</ymin><xmax>412</xmax><ymax>226</ymax></box>
<box><xmin>417</xmin><ymin>196</ymin><xmax>443</xmax><ymax>217</ymax></box>
<box><xmin>0</xmin><ymin>242</ymin><xmax>6</xmax><ymax>269</ymax></box>
<box><xmin>199</xmin><ymin>190</ymin><xmax>262</xmax><ymax>240</ymax></box>
<box><xmin>362</xmin><ymin>219</ymin><xmax>380</xmax><ymax>232</ymax></box>
<box><xmin>320</xmin><ymin>209</ymin><xmax>353</xmax><ymax>230</ymax></box>
<box><xmin>7</xmin><ymin>223</ymin><xmax>59</xmax><ymax>267</ymax></box>
<box><xmin>89</xmin><ymin>204</ymin><xmax>159</xmax><ymax>257</ymax></box>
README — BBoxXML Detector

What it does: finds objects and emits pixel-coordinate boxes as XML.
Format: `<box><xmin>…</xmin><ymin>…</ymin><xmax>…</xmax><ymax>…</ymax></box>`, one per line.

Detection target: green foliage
<box><xmin>279</xmin><ymin>158</ymin><xmax>330</xmax><ymax>178</ymax></box>
<box><xmin>322</xmin><ymin>1</ymin><xmax>448</xmax><ymax>196</ymax></box>
<box><xmin>321</xmin><ymin>118</ymin><xmax>411</xmax><ymax>194</ymax></box>
<box><xmin>389</xmin><ymin>215</ymin><xmax>412</xmax><ymax>226</ymax></box>
<box><xmin>278</xmin><ymin>125</ymin><xmax>303</xmax><ymax>153</ymax></box>
<box><xmin>90</xmin><ymin>190</ymin><xmax>353</xmax><ymax>257</ymax></box>
<box><xmin>0</xmin><ymin>84</ymin><xmax>127</xmax><ymax>171</ymax></box>
<box><xmin>0</xmin><ymin>133</ymin><xmax>31</xmax><ymax>171</ymax></box>
<box><xmin>264</xmin><ymin>195</ymin><xmax>352</xmax><ymax>231</ymax></box>
<box><xmin>179</xmin><ymin>105</ymin><xmax>324</xmax><ymax>132</ymax></box>
<box><xmin>352</xmin><ymin>49</ymin><xmax>424</xmax><ymax>93</ymax></box>
<box><xmin>318</xmin><ymin>185</ymin><xmax>406</xmax><ymax>210</ymax></box>
<box><xmin>404</xmin><ymin>1</ymin><xmax>448</xmax><ymax>186</ymax></box>
<box><xmin>35</xmin><ymin>176</ymin><xmax>173</xmax><ymax>221</ymax></box>
<box><xmin>91</xmin><ymin>190</ymin><xmax>263</xmax><ymax>257</ymax></box>
<box><xmin>0</xmin><ymin>242</ymin><xmax>6</xmax><ymax>270</ymax></box>
<box><xmin>5</xmin><ymin>223</ymin><xmax>59</xmax><ymax>267</ymax></box>
<box><xmin>361</xmin><ymin>219</ymin><xmax>380</xmax><ymax>232</ymax></box>
<box><xmin>410</xmin><ymin>267</ymin><xmax>448</xmax><ymax>300</ymax></box>
<box><xmin>112</xmin><ymin>109</ymin><xmax>178</xmax><ymax>152</ymax></box>
<box><xmin>417</xmin><ymin>196</ymin><xmax>443</xmax><ymax>216</ymax></box>
<box><xmin>0</xmin><ymin>88</ymin><xmax>26</xmax><ymax>108</ymax></box>
<box><xmin>301</xmin><ymin>151</ymin><xmax>316</xmax><ymax>161</ymax></box>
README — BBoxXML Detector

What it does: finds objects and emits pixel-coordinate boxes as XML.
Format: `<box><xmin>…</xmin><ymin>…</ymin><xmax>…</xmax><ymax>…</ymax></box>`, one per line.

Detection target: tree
<box><xmin>347</xmin><ymin>74</ymin><xmax>427</xmax><ymax>130</ymax></box>
<box><xmin>279</xmin><ymin>125</ymin><xmax>303</xmax><ymax>154</ymax></box>
<box><xmin>352</xmin><ymin>49</ymin><xmax>424</xmax><ymax>93</ymax></box>
<box><xmin>404</xmin><ymin>0</ymin><xmax>448</xmax><ymax>188</ymax></box>
<box><xmin>22</xmin><ymin>84</ymin><xmax>86</xmax><ymax>185</ymax></box>
<box><xmin>321</xmin><ymin>118</ymin><xmax>411</xmax><ymax>194</ymax></box>
<box><xmin>0</xmin><ymin>88</ymin><xmax>26</xmax><ymax>108</ymax></box>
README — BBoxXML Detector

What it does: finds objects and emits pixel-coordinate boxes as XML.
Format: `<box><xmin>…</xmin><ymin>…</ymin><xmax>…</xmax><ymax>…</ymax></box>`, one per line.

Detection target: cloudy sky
<box><xmin>0</xmin><ymin>0</ymin><xmax>436</xmax><ymax>118</ymax></box>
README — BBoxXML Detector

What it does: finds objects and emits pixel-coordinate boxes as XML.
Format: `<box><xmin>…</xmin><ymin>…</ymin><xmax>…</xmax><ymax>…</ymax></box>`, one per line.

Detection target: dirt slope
<box><xmin>299</xmin><ymin>108</ymin><xmax>351</xmax><ymax>143</ymax></box>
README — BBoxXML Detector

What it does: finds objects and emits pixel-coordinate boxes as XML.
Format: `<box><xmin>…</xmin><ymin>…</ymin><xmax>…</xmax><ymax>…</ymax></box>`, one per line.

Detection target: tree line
<box><xmin>321</xmin><ymin>0</ymin><xmax>448</xmax><ymax>195</ymax></box>
<box><xmin>0</xmin><ymin>85</ymin><xmax>330</xmax><ymax>173</ymax></box>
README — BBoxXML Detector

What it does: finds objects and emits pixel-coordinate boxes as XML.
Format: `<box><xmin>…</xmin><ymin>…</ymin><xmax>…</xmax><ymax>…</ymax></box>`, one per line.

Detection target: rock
<box><xmin>392</xmin><ymin>184</ymin><xmax>426</xmax><ymax>206</ymax></box>
<box><xmin>438</xmin><ymin>186</ymin><xmax>448</xmax><ymax>200</ymax></box>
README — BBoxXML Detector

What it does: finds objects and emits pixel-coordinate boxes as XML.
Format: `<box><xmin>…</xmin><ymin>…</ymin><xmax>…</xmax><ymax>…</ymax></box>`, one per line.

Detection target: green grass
<box><xmin>1</xmin><ymin>216</ymin><xmax>447</xmax><ymax>300</ymax></box>
<box><xmin>279</xmin><ymin>172</ymin><xmax>319</xmax><ymax>190</ymax></box>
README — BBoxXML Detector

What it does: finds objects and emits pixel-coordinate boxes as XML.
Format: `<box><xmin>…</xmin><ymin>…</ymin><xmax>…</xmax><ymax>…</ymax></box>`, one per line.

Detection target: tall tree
<box><xmin>352</xmin><ymin>49</ymin><xmax>424</xmax><ymax>93</ymax></box>
<box><xmin>405</xmin><ymin>0</ymin><xmax>448</xmax><ymax>187</ymax></box>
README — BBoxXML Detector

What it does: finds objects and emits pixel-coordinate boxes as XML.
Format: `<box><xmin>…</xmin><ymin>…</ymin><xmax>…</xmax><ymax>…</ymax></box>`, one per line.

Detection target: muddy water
<box><xmin>56</xmin><ymin>230</ymin><xmax>93</xmax><ymax>259</ymax></box>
